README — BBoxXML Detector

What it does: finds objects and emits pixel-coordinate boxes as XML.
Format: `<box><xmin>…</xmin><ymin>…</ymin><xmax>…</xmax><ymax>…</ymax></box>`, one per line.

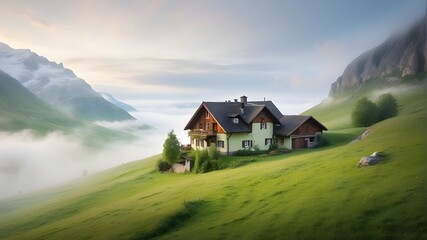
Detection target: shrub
<box><xmin>157</xmin><ymin>159</ymin><xmax>171</xmax><ymax>172</ymax></box>
<box><xmin>269</xmin><ymin>143</ymin><xmax>279</xmax><ymax>151</ymax></box>
<box><xmin>351</xmin><ymin>97</ymin><xmax>379</xmax><ymax>127</ymax></box>
<box><xmin>162</xmin><ymin>130</ymin><xmax>181</xmax><ymax>165</ymax></box>
<box><xmin>208</xmin><ymin>143</ymin><xmax>220</xmax><ymax>160</ymax></box>
<box><xmin>192</xmin><ymin>149</ymin><xmax>209</xmax><ymax>173</ymax></box>
<box><xmin>377</xmin><ymin>93</ymin><xmax>398</xmax><ymax>121</ymax></box>
<box><xmin>235</xmin><ymin>147</ymin><xmax>268</xmax><ymax>156</ymax></box>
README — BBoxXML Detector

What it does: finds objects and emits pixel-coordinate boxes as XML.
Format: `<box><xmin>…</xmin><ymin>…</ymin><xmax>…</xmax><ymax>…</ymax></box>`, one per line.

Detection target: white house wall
<box><xmin>216</xmin><ymin>133</ymin><xmax>228</xmax><ymax>154</ymax></box>
<box><xmin>251</xmin><ymin>122</ymin><xmax>274</xmax><ymax>151</ymax></box>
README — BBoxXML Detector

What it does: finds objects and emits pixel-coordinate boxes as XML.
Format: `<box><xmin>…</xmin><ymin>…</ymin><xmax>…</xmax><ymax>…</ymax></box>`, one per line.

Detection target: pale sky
<box><xmin>0</xmin><ymin>0</ymin><xmax>425</xmax><ymax>116</ymax></box>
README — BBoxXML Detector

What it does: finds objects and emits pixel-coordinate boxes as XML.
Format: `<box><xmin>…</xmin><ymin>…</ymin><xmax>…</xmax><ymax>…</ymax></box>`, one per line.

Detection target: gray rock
<box><xmin>357</xmin><ymin>152</ymin><xmax>384</xmax><ymax>167</ymax></box>
<box><xmin>330</xmin><ymin>17</ymin><xmax>426</xmax><ymax>95</ymax></box>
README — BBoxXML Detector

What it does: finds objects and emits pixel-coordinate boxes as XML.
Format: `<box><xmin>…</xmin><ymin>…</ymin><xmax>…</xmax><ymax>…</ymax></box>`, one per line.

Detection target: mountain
<box><xmin>0</xmin><ymin>42</ymin><xmax>135</xmax><ymax>121</ymax></box>
<box><xmin>99</xmin><ymin>92</ymin><xmax>137</xmax><ymax>112</ymax></box>
<box><xmin>0</xmin><ymin>69</ymin><xmax>80</xmax><ymax>132</ymax></box>
<box><xmin>0</xmin><ymin>70</ymin><xmax>134</xmax><ymax>145</ymax></box>
<box><xmin>329</xmin><ymin>17</ymin><xmax>426</xmax><ymax>95</ymax></box>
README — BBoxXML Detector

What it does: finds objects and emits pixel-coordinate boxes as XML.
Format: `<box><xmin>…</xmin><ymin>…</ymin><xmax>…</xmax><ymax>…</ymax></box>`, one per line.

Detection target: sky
<box><xmin>0</xmin><ymin>0</ymin><xmax>425</xmax><ymax>138</ymax></box>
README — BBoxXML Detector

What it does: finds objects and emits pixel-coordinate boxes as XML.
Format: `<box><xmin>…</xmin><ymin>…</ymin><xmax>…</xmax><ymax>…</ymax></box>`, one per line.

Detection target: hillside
<box><xmin>330</xmin><ymin>17</ymin><xmax>426</xmax><ymax>95</ymax></box>
<box><xmin>0</xmin><ymin>42</ymin><xmax>135</xmax><ymax>122</ymax></box>
<box><xmin>0</xmin><ymin>70</ymin><xmax>134</xmax><ymax>146</ymax></box>
<box><xmin>0</xmin><ymin>76</ymin><xmax>425</xmax><ymax>239</ymax></box>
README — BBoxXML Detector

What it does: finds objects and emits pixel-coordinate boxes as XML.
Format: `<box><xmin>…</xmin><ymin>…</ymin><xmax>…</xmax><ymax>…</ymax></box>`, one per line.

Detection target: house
<box><xmin>184</xmin><ymin>96</ymin><xmax>327</xmax><ymax>155</ymax></box>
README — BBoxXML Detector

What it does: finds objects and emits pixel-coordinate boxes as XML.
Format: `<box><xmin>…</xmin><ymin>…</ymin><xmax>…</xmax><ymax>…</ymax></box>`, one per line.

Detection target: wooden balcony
<box><xmin>189</xmin><ymin>129</ymin><xmax>216</xmax><ymax>139</ymax></box>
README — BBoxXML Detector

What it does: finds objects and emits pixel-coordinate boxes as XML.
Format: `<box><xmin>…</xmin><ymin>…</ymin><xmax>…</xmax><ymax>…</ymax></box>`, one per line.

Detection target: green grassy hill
<box><xmin>0</xmin><ymin>76</ymin><xmax>425</xmax><ymax>239</ymax></box>
<box><xmin>0</xmin><ymin>70</ymin><xmax>134</xmax><ymax>146</ymax></box>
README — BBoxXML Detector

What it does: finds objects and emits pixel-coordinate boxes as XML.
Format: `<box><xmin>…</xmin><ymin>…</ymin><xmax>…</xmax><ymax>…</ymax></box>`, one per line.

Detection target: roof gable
<box><xmin>184</xmin><ymin>100</ymin><xmax>282</xmax><ymax>133</ymax></box>
<box><xmin>275</xmin><ymin>115</ymin><xmax>328</xmax><ymax>136</ymax></box>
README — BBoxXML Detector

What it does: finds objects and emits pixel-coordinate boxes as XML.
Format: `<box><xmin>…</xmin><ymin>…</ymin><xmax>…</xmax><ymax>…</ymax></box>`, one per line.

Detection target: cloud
<box><xmin>0</xmin><ymin>128</ymin><xmax>165</xmax><ymax>199</ymax></box>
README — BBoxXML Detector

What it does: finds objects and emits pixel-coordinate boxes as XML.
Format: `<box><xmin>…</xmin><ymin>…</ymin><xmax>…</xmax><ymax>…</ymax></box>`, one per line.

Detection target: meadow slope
<box><xmin>0</xmin><ymin>77</ymin><xmax>426</xmax><ymax>239</ymax></box>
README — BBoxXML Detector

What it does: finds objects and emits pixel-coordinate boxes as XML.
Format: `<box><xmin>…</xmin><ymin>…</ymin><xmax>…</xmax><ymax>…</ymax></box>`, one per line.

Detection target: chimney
<box><xmin>234</xmin><ymin>99</ymin><xmax>238</xmax><ymax>102</ymax></box>
<box><xmin>240</xmin><ymin>96</ymin><xmax>247</xmax><ymax>115</ymax></box>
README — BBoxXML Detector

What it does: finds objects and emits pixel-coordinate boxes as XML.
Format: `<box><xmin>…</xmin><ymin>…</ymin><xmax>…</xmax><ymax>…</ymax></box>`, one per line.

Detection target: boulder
<box><xmin>357</xmin><ymin>152</ymin><xmax>384</xmax><ymax>167</ymax></box>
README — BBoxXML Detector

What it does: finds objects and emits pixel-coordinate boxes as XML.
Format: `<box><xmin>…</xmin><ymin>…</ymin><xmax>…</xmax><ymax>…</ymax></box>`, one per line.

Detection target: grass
<box><xmin>0</xmin><ymin>76</ymin><xmax>426</xmax><ymax>239</ymax></box>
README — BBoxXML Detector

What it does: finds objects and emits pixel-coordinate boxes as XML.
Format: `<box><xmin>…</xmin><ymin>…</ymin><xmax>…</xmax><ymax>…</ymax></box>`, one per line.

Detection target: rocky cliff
<box><xmin>330</xmin><ymin>17</ymin><xmax>426</xmax><ymax>95</ymax></box>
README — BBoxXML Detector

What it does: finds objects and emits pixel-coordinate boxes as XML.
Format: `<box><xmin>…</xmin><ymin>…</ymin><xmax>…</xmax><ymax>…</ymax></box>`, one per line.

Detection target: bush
<box><xmin>192</xmin><ymin>149</ymin><xmax>209</xmax><ymax>173</ymax></box>
<box><xmin>377</xmin><ymin>93</ymin><xmax>398</xmax><ymax>121</ymax></box>
<box><xmin>208</xmin><ymin>143</ymin><xmax>220</xmax><ymax>160</ymax></box>
<box><xmin>235</xmin><ymin>147</ymin><xmax>268</xmax><ymax>156</ymax></box>
<box><xmin>269</xmin><ymin>143</ymin><xmax>279</xmax><ymax>151</ymax></box>
<box><xmin>351</xmin><ymin>97</ymin><xmax>379</xmax><ymax>127</ymax></box>
<box><xmin>157</xmin><ymin>159</ymin><xmax>171</xmax><ymax>172</ymax></box>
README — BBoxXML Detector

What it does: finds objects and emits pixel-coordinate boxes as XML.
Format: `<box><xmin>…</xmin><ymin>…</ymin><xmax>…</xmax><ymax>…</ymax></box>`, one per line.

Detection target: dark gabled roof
<box><xmin>184</xmin><ymin>101</ymin><xmax>282</xmax><ymax>133</ymax></box>
<box><xmin>250</xmin><ymin>101</ymin><xmax>283</xmax><ymax>120</ymax></box>
<box><xmin>275</xmin><ymin>115</ymin><xmax>328</xmax><ymax>137</ymax></box>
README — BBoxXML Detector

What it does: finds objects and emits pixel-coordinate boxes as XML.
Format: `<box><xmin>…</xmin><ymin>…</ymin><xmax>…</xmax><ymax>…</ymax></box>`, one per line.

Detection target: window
<box><xmin>196</xmin><ymin>139</ymin><xmax>204</xmax><ymax>147</ymax></box>
<box><xmin>233</xmin><ymin>118</ymin><xmax>239</xmax><ymax>124</ymax></box>
<box><xmin>242</xmin><ymin>140</ymin><xmax>252</xmax><ymax>148</ymax></box>
<box><xmin>265</xmin><ymin>138</ymin><xmax>272</xmax><ymax>146</ymax></box>
<box><xmin>260</xmin><ymin>118</ymin><xmax>267</xmax><ymax>129</ymax></box>
<box><xmin>261</xmin><ymin>122</ymin><xmax>267</xmax><ymax>130</ymax></box>
<box><xmin>205</xmin><ymin>122</ymin><xmax>210</xmax><ymax>130</ymax></box>
<box><xmin>281</xmin><ymin>138</ymin><xmax>285</xmax><ymax>145</ymax></box>
<box><xmin>309</xmin><ymin>137</ymin><xmax>315</xmax><ymax>142</ymax></box>
<box><xmin>205</xmin><ymin>111</ymin><xmax>210</xmax><ymax>119</ymax></box>
<box><xmin>199</xmin><ymin>123</ymin><xmax>203</xmax><ymax>129</ymax></box>
<box><xmin>217</xmin><ymin>140</ymin><xmax>225</xmax><ymax>148</ymax></box>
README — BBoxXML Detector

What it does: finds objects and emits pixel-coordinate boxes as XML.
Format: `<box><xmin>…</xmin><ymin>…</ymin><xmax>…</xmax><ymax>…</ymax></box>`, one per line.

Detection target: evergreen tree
<box><xmin>162</xmin><ymin>130</ymin><xmax>181</xmax><ymax>165</ymax></box>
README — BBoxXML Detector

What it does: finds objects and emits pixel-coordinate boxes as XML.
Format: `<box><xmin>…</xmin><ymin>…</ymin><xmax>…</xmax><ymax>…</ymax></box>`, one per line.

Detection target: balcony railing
<box><xmin>189</xmin><ymin>129</ymin><xmax>216</xmax><ymax>137</ymax></box>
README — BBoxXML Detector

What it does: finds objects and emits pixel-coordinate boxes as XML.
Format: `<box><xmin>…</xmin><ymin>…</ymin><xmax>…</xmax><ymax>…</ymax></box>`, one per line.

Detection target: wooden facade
<box><xmin>252</xmin><ymin>109</ymin><xmax>274</xmax><ymax>123</ymax></box>
<box><xmin>290</xmin><ymin>118</ymin><xmax>324</xmax><ymax>149</ymax></box>
<box><xmin>291</xmin><ymin>118</ymin><xmax>323</xmax><ymax>136</ymax></box>
<box><xmin>189</xmin><ymin>107</ymin><xmax>224</xmax><ymax>134</ymax></box>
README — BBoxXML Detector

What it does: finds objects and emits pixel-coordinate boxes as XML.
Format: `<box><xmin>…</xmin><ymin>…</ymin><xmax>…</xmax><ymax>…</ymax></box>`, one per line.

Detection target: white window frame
<box><xmin>265</xmin><ymin>138</ymin><xmax>272</xmax><ymax>146</ymax></box>
<box><xmin>242</xmin><ymin>140</ymin><xmax>252</xmax><ymax>148</ymax></box>
<box><xmin>217</xmin><ymin>140</ymin><xmax>225</xmax><ymax>148</ymax></box>
<box><xmin>261</xmin><ymin>122</ymin><xmax>267</xmax><ymax>130</ymax></box>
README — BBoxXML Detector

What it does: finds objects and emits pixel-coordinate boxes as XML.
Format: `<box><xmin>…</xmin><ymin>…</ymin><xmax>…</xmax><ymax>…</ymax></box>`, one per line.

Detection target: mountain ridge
<box><xmin>0</xmin><ymin>42</ymin><xmax>135</xmax><ymax>121</ymax></box>
<box><xmin>99</xmin><ymin>92</ymin><xmax>137</xmax><ymax>112</ymax></box>
<box><xmin>0</xmin><ymin>69</ymin><xmax>135</xmax><ymax>145</ymax></box>
<box><xmin>329</xmin><ymin>17</ymin><xmax>426</xmax><ymax>95</ymax></box>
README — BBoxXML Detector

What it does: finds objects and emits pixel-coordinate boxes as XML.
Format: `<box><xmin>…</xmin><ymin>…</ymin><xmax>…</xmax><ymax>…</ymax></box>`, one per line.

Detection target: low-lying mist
<box><xmin>0</xmin><ymin>127</ymin><xmax>166</xmax><ymax>200</ymax></box>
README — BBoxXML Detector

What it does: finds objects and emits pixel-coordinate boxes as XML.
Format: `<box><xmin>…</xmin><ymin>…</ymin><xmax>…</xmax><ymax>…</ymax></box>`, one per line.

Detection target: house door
<box><xmin>213</xmin><ymin>123</ymin><xmax>218</xmax><ymax>133</ymax></box>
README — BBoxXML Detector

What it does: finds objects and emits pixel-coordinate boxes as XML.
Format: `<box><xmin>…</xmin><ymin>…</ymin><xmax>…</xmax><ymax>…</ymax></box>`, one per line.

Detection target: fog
<box><xmin>0</xmin><ymin>99</ymin><xmax>196</xmax><ymax>199</ymax></box>
<box><xmin>0</xmin><ymin>125</ymin><xmax>168</xmax><ymax>199</ymax></box>
<box><xmin>370</xmin><ymin>84</ymin><xmax>420</xmax><ymax>101</ymax></box>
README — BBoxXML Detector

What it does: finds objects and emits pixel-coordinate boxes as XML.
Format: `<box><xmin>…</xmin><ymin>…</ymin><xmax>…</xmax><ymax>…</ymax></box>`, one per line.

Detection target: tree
<box><xmin>162</xmin><ymin>130</ymin><xmax>181</xmax><ymax>165</ymax></box>
<box><xmin>352</xmin><ymin>97</ymin><xmax>379</xmax><ymax>127</ymax></box>
<box><xmin>377</xmin><ymin>93</ymin><xmax>398</xmax><ymax>121</ymax></box>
